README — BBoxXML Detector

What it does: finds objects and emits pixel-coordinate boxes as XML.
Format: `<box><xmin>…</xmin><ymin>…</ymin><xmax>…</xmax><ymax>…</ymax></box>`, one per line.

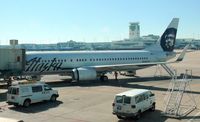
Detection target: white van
<box><xmin>112</xmin><ymin>89</ymin><xmax>155</xmax><ymax>119</ymax></box>
<box><xmin>0</xmin><ymin>117</ymin><xmax>23</xmax><ymax>122</ymax></box>
<box><xmin>7</xmin><ymin>81</ymin><xmax>59</xmax><ymax>107</ymax></box>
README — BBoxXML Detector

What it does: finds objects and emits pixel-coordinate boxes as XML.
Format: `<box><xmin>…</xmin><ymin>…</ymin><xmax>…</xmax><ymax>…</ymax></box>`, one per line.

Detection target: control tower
<box><xmin>129</xmin><ymin>22</ymin><xmax>140</xmax><ymax>40</ymax></box>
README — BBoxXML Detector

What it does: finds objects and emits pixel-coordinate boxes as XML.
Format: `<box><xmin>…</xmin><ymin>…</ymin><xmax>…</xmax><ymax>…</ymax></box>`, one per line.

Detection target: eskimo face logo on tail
<box><xmin>160</xmin><ymin>28</ymin><xmax>177</xmax><ymax>52</ymax></box>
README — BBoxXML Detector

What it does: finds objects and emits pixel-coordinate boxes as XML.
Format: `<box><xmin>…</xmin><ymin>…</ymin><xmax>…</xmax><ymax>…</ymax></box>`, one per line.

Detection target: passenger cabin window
<box><xmin>32</xmin><ymin>85</ymin><xmax>43</xmax><ymax>93</ymax></box>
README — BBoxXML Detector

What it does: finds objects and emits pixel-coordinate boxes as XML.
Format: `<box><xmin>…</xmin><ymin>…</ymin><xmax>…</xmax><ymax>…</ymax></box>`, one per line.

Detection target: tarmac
<box><xmin>0</xmin><ymin>50</ymin><xmax>200</xmax><ymax>122</ymax></box>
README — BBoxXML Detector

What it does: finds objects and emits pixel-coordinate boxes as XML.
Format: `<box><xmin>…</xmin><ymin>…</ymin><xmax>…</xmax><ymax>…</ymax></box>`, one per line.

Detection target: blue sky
<box><xmin>0</xmin><ymin>0</ymin><xmax>200</xmax><ymax>44</ymax></box>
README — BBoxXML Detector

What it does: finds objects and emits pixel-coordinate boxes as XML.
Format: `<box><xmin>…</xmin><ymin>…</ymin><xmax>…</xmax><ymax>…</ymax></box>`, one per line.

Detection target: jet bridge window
<box><xmin>17</xmin><ymin>56</ymin><xmax>20</xmax><ymax>62</ymax></box>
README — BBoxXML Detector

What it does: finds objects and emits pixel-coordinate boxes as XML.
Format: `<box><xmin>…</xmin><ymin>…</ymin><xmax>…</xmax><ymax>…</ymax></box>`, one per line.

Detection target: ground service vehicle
<box><xmin>0</xmin><ymin>117</ymin><xmax>24</xmax><ymax>122</ymax></box>
<box><xmin>112</xmin><ymin>89</ymin><xmax>155</xmax><ymax>119</ymax></box>
<box><xmin>7</xmin><ymin>81</ymin><xmax>59</xmax><ymax>107</ymax></box>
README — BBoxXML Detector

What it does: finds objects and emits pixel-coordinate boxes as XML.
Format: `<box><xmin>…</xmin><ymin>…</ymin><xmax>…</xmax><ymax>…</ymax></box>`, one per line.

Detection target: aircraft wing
<box><xmin>89</xmin><ymin>61</ymin><xmax>172</xmax><ymax>72</ymax></box>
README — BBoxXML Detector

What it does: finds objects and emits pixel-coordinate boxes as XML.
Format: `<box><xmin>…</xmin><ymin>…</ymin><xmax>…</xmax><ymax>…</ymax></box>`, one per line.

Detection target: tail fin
<box><xmin>160</xmin><ymin>18</ymin><xmax>179</xmax><ymax>52</ymax></box>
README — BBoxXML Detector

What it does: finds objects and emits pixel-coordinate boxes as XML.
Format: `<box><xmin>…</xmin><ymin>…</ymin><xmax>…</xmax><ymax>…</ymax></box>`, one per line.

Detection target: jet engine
<box><xmin>72</xmin><ymin>68</ymin><xmax>97</xmax><ymax>81</ymax></box>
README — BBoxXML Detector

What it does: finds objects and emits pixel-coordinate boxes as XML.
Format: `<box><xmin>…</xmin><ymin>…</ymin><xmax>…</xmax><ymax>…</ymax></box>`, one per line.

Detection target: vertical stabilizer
<box><xmin>146</xmin><ymin>18</ymin><xmax>179</xmax><ymax>52</ymax></box>
<box><xmin>160</xmin><ymin>18</ymin><xmax>179</xmax><ymax>52</ymax></box>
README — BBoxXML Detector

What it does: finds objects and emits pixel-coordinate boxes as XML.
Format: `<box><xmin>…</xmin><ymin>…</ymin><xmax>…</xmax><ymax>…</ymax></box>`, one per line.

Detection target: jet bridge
<box><xmin>0</xmin><ymin>48</ymin><xmax>25</xmax><ymax>77</ymax></box>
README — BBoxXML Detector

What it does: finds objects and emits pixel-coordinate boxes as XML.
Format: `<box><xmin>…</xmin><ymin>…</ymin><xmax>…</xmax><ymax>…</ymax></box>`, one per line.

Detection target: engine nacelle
<box><xmin>72</xmin><ymin>68</ymin><xmax>97</xmax><ymax>81</ymax></box>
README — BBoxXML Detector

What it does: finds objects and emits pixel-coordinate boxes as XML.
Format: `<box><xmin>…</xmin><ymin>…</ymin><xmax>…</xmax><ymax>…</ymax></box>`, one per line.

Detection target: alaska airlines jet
<box><xmin>23</xmin><ymin>18</ymin><xmax>186</xmax><ymax>81</ymax></box>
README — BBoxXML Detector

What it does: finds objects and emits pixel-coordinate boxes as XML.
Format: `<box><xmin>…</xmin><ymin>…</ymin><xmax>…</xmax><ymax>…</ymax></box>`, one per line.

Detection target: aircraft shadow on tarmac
<box><xmin>9</xmin><ymin>100</ymin><xmax>63</xmax><ymax>113</ymax></box>
<box><xmin>180</xmin><ymin>114</ymin><xmax>200</xmax><ymax>120</ymax></box>
<box><xmin>117</xmin><ymin>110</ymin><xmax>167</xmax><ymax>122</ymax></box>
<box><xmin>48</xmin><ymin>75</ymin><xmax>171</xmax><ymax>87</ymax></box>
<box><xmin>47</xmin><ymin>75</ymin><xmax>200</xmax><ymax>95</ymax></box>
<box><xmin>188</xmin><ymin>75</ymin><xmax>200</xmax><ymax>79</ymax></box>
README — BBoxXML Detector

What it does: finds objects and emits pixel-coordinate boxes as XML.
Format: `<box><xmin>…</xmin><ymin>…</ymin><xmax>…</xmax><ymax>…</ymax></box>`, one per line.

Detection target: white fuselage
<box><xmin>23</xmin><ymin>50</ymin><xmax>168</xmax><ymax>75</ymax></box>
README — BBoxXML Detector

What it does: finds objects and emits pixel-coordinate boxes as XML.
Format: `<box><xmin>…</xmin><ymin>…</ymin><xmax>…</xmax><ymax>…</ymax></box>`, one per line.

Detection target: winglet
<box><xmin>176</xmin><ymin>44</ymin><xmax>190</xmax><ymax>62</ymax></box>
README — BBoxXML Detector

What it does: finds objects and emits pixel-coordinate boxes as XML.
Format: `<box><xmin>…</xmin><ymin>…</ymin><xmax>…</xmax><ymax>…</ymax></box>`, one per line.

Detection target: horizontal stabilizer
<box><xmin>176</xmin><ymin>44</ymin><xmax>190</xmax><ymax>62</ymax></box>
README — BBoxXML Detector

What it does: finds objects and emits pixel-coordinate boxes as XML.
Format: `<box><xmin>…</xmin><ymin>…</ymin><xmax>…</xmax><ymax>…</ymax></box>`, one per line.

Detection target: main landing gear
<box><xmin>100</xmin><ymin>75</ymin><xmax>108</xmax><ymax>81</ymax></box>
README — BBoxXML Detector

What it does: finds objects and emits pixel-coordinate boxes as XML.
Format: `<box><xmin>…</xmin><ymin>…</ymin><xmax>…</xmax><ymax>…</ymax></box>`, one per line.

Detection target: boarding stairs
<box><xmin>161</xmin><ymin>64</ymin><xmax>175</xmax><ymax>77</ymax></box>
<box><xmin>163</xmin><ymin>70</ymin><xmax>197</xmax><ymax>118</ymax></box>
